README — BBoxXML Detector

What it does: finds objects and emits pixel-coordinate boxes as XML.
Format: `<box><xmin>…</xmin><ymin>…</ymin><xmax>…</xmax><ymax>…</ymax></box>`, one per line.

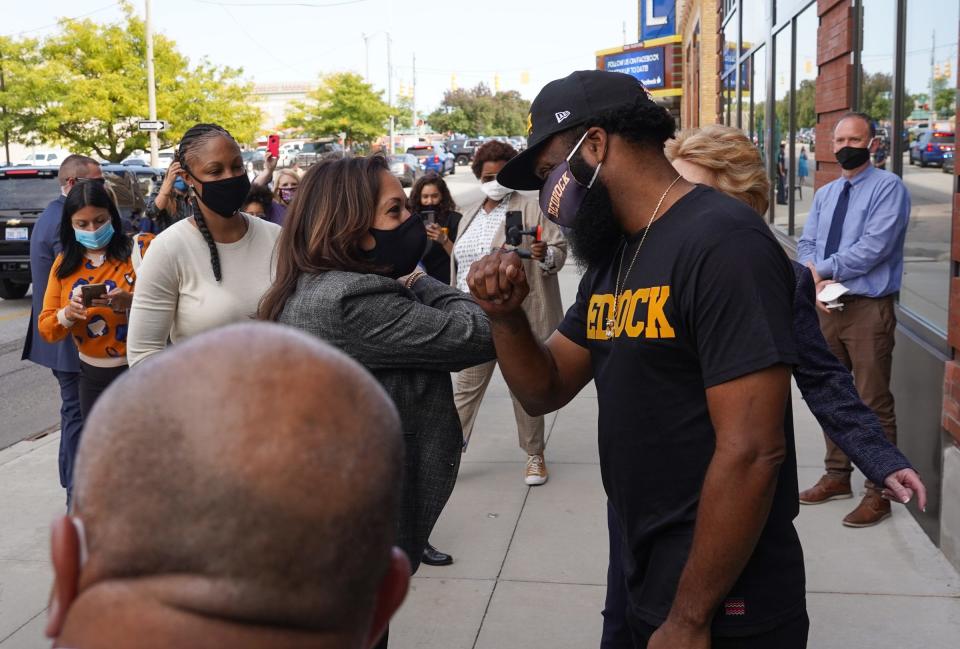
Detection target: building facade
<box><xmin>248</xmin><ymin>82</ymin><xmax>316</xmax><ymax>134</ymax></box>
<box><xmin>669</xmin><ymin>0</ymin><xmax>960</xmax><ymax>567</ymax></box>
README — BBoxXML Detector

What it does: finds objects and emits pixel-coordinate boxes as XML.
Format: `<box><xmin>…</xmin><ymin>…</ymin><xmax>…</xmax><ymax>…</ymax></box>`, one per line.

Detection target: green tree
<box><xmin>426</xmin><ymin>83</ymin><xmax>530</xmax><ymax>136</ymax></box>
<box><xmin>284</xmin><ymin>73</ymin><xmax>392</xmax><ymax>147</ymax></box>
<box><xmin>795</xmin><ymin>79</ymin><xmax>816</xmax><ymax>128</ymax></box>
<box><xmin>8</xmin><ymin>3</ymin><xmax>260</xmax><ymax>162</ymax></box>
<box><xmin>932</xmin><ymin>76</ymin><xmax>956</xmax><ymax>118</ymax></box>
<box><xmin>0</xmin><ymin>35</ymin><xmax>42</xmax><ymax>162</ymax></box>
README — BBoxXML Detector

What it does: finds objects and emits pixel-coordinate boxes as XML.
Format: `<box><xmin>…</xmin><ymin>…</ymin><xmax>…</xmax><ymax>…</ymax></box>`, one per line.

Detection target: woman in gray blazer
<box><xmin>259</xmin><ymin>155</ymin><xmax>495</xmax><ymax>648</ymax></box>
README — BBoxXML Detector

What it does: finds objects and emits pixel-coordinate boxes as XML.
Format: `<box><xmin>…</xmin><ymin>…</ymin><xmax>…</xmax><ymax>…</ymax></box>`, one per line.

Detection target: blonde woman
<box><xmin>253</xmin><ymin>159</ymin><xmax>300</xmax><ymax>225</ymax></box>
<box><xmin>599</xmin><ymin>124</ymin><xmax>926</xmax><ymax>648</ymax></box>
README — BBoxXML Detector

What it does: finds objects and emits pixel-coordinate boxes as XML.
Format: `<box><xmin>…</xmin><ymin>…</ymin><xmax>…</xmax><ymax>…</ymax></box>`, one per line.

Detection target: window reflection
<box><xmin>774</xmin><ymin>25</ymin><xmax>793</xmax><ymax>232</ymax></box>
<box><xmin>743</xmin><ymin>0</ymin><xmax>769</xmax><ymax>53</ymax></box>
<box><xmin>793</xmin><ymin>3</ymin><xmax>818</xmax><ymax>233</ymax></box>
<box><xmin>750</xmin><ymin>46</ymin><xmax>768</xmax><ymax>202</ymax></box>
<box><xmin>898</xmin><ymin>0</ymin><xmax>957</xmax><ymax>332</ymax></box>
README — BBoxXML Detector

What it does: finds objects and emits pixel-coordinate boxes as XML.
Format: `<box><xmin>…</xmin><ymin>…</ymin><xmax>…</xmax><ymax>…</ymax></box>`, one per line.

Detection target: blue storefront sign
<box><xmin>604</xmin><ymin>47</ymin><xmax>666</xmax><ymax>89</ymax></box>
<box><xmin>640</xmin><ymin>0</ymin><xmax>676</xmax><ymax>41</ymax></box>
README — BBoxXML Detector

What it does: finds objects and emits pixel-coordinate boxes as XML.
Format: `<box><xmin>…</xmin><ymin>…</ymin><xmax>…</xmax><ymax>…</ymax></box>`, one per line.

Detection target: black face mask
<box><xmin>835</xmin><ymin>145</ymin><xmax>871</xmax><ymax>171</ymax></box>
<box><xmin>565</xmin><ymin>152</ymin><xmax>625</xmax><ymax>269</ymax></box>
<box><xmin>364</xmin><ymin>214</ymin><xmax>428</xmax><ymax>279</ymax></box>
<box><xmin>189</xmin><ymin>172</ymin><xmax>251</xmax><ymax>218</ymax></box>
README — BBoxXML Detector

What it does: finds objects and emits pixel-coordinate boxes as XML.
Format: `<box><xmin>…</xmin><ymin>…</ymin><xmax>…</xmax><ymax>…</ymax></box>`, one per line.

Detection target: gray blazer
<box><xmin>278</xmin><ymin>270</ymin><xmax>495</xmax><ymax>572</ymax></box>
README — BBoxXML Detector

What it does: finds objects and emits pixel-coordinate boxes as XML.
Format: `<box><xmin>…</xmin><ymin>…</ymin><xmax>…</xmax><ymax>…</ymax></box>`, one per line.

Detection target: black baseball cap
<box><xmin>497</xmin><ymin>70</ymin><xmax>657</xmax><ymax>191</ymax></box>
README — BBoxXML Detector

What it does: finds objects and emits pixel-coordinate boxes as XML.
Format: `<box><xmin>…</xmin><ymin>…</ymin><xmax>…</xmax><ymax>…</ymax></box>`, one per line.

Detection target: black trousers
<box><xmin>603</xmin><ymin>501</ymin><xmax>809</xmax><ymax>649</ymax></box>
<box><xmin>78</xmin><ymin>362</ymin><xmax>127</xmax><ymax>418</ymax></box>
<box><xmin>629</xmin><ymin>611</ymin><xmax>809</xmax><ymax>649</ymax></box>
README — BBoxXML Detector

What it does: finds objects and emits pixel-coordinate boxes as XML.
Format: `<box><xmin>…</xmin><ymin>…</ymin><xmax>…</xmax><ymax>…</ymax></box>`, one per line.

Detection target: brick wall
<box><xmin>813</xmin><ymin>0</ymin><xmax>855</xmax><ymax>187</ymax></box>
<box><xmin>942</xmin><ymin>18</ymin><xmax>960</xmax><ymax>450</ymax></box>
<box><xmin>814</xmin><ymin>0</ymin><xmax>854</xmax><ymax>188</ymax></box>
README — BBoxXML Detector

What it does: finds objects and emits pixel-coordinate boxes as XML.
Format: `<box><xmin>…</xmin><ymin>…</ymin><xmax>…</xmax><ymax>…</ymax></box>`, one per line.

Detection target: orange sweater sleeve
<box><xmin>38</xmin><ymin>255</ymin><xmax>73</xmax><ymax>344</ymax></box>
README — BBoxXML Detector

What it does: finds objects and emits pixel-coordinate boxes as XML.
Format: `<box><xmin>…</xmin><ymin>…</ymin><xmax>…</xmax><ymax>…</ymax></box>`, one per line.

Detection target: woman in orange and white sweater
<box><xmin>39</xmin><ymin>181</ymin><xmax>152</xmax><ymax>417</ymax></box>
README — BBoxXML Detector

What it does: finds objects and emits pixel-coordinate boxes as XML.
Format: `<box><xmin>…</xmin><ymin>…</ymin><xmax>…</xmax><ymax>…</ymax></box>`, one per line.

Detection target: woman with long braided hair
<box><xmin>127</xmin><ymin>123</ymin><xmax>281</xmax><ymax>367</ymax></box>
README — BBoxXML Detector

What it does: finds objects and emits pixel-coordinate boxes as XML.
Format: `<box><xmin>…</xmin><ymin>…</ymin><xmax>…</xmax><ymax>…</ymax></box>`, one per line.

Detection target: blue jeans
<box><xmin>52</xmin><ymin>370</ymin><xmax>83</xmax><ymax>503</ymax></box>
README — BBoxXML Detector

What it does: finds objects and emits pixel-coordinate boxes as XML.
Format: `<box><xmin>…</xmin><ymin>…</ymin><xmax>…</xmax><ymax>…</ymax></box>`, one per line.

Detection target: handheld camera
<box><xmin>504</xmin><ymin>210</ymin><xmax>542</xmax><ymax>259</ymax></box>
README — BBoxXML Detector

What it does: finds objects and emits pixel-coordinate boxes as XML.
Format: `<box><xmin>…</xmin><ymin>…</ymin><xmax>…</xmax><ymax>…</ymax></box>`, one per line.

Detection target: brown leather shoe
<box><xmin>842</xmin><ymin>492</ymin><xmax>892</xmax><ymax>528</ymax></box>
<box><xmin>798</xmin><ymin>474</ymin><xmax>852</xmax><ymax>505</ymax></box>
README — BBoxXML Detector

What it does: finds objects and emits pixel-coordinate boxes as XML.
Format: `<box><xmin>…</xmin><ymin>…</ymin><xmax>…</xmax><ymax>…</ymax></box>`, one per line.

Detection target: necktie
<box><xmin>824</xmin><ymin>181</ymin><xmax>852</xmax><ymax>259</ymax></box>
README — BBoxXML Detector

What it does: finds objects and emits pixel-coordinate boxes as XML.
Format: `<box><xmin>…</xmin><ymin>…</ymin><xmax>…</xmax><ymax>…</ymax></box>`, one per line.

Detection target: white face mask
<box><xmin>481</xmin><ymin>180</ymin><xmax>511</xmax><ymax>202</ymax></box>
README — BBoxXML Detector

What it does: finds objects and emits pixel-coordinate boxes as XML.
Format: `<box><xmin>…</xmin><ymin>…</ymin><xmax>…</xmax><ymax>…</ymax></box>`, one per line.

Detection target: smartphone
<box><xmin>267</xmin><ymin>134</ymin><xmax>281</xmax><ymax>159</ymax></box>
<box><xmin>421</xmin><ymin>209</ymin><xmax>436</xmax><ymax>226</ymax></box>
<box><xmin>81</xmin><ymin>283</ymin><xmax>108</xmax><ymax>307</ymax></box>
<box><xmin>504</xmin><ymin>210</ymin><xmax>524</xmax><ymax>246</ymax></box>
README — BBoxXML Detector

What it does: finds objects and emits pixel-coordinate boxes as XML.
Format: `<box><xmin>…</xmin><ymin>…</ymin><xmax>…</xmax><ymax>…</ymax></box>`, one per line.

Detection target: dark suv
<box><xmin>295</xmin><ymin>139</ymin><xmax>344</xmax><ymax>168</ymax></box>
<box><xmin>444</xmin><ymin>138</ymin><xmax>484</xmax><ymax>166</ymax></box>
<box><xmin>0</xmin><ymin>164</ymin><xmax>150</xmax><ymax>300</ymax></box>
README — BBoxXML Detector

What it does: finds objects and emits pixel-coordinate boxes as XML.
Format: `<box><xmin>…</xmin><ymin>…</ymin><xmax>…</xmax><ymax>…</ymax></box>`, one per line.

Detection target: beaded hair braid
<box><xmin>177</xmin><ymin>123</ymin><xmax>236</xmax><ymax>282</ymax></box>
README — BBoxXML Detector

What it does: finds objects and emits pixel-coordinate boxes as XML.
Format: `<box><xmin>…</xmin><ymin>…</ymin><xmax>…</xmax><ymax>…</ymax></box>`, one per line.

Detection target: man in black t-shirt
<box><xmin>466</xmin><ymin>70</ymin><xmax>808</xmax><ymax>649</ymax></box>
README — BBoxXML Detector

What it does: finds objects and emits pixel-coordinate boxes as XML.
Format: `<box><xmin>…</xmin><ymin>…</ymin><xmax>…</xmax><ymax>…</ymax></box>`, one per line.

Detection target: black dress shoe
<box><xmin>421</xmin><ymin>543</ymin><xmax>453</xmax><ymax>566</ymax></box>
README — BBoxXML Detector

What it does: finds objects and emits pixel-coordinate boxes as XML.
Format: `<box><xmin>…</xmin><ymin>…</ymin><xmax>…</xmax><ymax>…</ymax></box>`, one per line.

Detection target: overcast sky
<box><xmin>4</xmin><ymin>0</ymin><xmax>639</xmax><ymax>111</ymax></box>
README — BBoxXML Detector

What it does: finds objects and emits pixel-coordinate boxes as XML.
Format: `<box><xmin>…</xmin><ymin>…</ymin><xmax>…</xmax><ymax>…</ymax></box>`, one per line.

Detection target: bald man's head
<box><xmin>70</xmin><ymin>323</ymin><xmax>404</xmax><ymax>633</ymax></box>
<box><xmin>58</xmin><ymin>155</ymin><xmax>100</xmax><ymax>187</ymax></box>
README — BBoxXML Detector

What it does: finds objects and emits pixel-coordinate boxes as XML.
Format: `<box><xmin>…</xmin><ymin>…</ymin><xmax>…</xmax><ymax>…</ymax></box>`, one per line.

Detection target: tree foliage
<box><xmin>284</xmin><ymin>73</ymin><xmax>392</xmax><ymax>146</ymax></box>
<box><xmin>427</xmin><ymin>83</ymin><xmax>531</xmax><ymax>136</ymax></box>
<box><xmin>0</xmin><ymin>2</ymin><xmax>261</xmax><ymax>162</ymax></box>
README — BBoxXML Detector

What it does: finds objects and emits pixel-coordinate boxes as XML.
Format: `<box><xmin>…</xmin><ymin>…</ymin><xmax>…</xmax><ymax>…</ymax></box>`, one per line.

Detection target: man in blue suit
<box><xmin>21</xmin><ymin>154</ymin><xmax>102</xmax><ymax>503</ymax></box>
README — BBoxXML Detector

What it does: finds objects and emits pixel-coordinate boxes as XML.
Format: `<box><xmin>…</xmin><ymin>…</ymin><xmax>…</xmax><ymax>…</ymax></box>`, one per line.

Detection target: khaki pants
<box><xmin>817</xmin><ymin>295</ymin><xmax>898</xmax><ymax>490</ymax></box>
<box><xmin>455</xmin><ymin>360</ymin><xmax>545</xmax><ymax>455</ymax></box>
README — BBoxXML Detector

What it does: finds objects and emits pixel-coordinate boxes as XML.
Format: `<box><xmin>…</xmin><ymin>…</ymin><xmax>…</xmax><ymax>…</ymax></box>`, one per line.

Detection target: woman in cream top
<box><xmin>127</xmin><ymin>123</ymin><xmax>280</xmax><ymax>367</ymax></box>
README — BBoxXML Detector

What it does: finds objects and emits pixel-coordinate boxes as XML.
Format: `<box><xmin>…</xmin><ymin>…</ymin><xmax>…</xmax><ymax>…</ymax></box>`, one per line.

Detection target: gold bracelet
<box><xmin>404</xmin><ymin>270</ymin><xmax>426</xmax><ymax>289</ymax></box>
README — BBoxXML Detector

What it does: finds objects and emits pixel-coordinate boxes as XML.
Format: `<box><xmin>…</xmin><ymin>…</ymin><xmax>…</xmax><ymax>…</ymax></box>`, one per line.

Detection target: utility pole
<box><xmin>412</xmin><ymin>53</ymin><xmax>417</xmax><ymax>132</ymax></box>
<box><xmin>145</xmin><ymin>0</ymin><xmax>159</xmax><ymax>167</ymax></box>
<box><xmin>0</xmin><ymin>63</ymin><xmax>10</xmax><ymax>166</ymax></box>
<box><xmin>362</xmin><ymin>33</ymin><xmax>370</xmax><ymax>81</ymax></box>
<box><xmin>929</xmin><ymin>30</ymin><xmax>936</xmax><ymax>118</ymax></box>
<box><xmin>387</xmin><ymin>33</ymin><xmax>394</xmax><ymax>154</ymax></box>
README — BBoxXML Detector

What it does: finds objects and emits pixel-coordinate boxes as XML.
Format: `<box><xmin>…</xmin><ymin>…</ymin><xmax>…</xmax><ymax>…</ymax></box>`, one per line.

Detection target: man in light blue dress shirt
<box><xmin>797</xmin><ymin>112</ymin><xmax>911</xmax><ymax>528</ymax></box>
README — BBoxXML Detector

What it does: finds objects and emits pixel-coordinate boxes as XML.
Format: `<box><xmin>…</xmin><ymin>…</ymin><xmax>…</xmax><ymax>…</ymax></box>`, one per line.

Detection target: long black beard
<box><xmin>566</xmin><ymin>157</ymin><xmax>624</xmax><ymax>269</ymax></box>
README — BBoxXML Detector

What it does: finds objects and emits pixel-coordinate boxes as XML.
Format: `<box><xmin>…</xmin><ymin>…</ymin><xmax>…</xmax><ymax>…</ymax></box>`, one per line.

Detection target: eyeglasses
<box><xmin>72</xmin><ymin>177</ymin><xmax>106</xmax><ymax>186</ymax></box>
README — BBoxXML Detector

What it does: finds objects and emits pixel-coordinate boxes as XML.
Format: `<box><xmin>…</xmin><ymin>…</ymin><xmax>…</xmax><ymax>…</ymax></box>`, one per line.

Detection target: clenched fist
<box><xmin>466</xmin><ymin>250</ymin><xmax>529</xmax><ymax>318</ymax></box>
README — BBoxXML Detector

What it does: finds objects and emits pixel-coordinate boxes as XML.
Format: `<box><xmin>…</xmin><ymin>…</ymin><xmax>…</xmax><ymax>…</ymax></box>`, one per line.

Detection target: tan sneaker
<box><xmin>525</xmin><ymin>454</ymin><xmax>548</xmax><ymax>486</ymax></box>
<box><xmin>798</xmin><ymin>474</ymin><xmax>852</xmax><ymax>505</ymax></box>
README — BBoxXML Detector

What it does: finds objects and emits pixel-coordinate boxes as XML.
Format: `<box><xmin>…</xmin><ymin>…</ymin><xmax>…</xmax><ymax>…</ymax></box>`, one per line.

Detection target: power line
<box><xmin>2</xmin><ymin>2</ymin><xmax>119</xmax><ymax>37</ymax></box>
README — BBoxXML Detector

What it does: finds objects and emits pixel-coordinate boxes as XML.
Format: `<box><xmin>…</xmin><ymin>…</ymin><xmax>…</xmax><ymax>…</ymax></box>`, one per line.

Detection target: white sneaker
<box><xmin>524</xmin><ymin>454</ymin><xmax>548</xmax><ymax>486</ymax></box>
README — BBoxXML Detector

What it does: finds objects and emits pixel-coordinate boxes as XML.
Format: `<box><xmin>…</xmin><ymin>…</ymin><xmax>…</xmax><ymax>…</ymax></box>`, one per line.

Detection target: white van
<box><xmin>16</xmin><ymin>150</ymin><xmax>71</xmax><ymax>167</ymax></box>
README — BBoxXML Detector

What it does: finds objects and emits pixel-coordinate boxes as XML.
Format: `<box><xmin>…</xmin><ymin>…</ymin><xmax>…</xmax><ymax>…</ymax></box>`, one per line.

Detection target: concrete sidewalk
<box><xmin>2</xmin><ymin>266</ymin><xmax>960</xmax><ymax>647</ymax></box>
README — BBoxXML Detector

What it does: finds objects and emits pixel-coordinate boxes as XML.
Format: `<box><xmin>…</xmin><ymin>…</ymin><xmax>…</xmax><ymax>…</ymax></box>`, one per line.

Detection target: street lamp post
<box><xmin>363</xmin><ymin>31</ymin><xmax>394</xmax><ymax>154</ymax></box>
<box><xmin>145</xmin><ymin>0</ymin><xmax>159</xmax><ymax>167</ymax></box>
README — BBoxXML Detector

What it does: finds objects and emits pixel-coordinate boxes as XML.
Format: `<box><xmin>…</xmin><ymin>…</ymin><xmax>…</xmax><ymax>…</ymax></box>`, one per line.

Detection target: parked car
<box><xmin>445</xmin><ymin>138</ymin><xmax>484</xmax><ymax>166</ymax></box>
<box><xmin>278</xmin><ymin>142</ymin><xmax>302</xmax><ymax>168</ymax></box>
<box><xmin>406</xmin><ymin>144</ymin><xmax>455</xmax><ymax>176</ymax></box>
<box><xmin>156</xmin><ymin>151</ymin><xmax>175</xmax><ymax>170</ymax></box>
<box><xmin>910</xmin><ymin>129</ymin><xmax>955</xmax><ymax>167</ymax></box>
<box><xmin>295</xmin><ymin>139</ymin><xmax>344</xmax><ymax>168</ymax></box>
<box><xmin>242</xmin><ymin>150</ymin><xmax>266</xmax><ymax>174</ymax></box>
<box><xmin>388</xmin><ymin>154</ymin><xmax>424</xmax><ymax>187</ymax></box>
<box><xmin>508</xmin><ymin>137</ymin><xmax>526</xmax><ymax>151</ymax></box>
<box><xmin>0</xmin><ymin>164</ymin><xmax>149</xmax><ymax>299</ymax></box>
<box><xmin>943</xmin><ymin>151</ymin><xmax>955</xmax><ymax>175</ymax></box>
<box><xmin>16</xmin><ymin>150</ymin><xmax>70</xmax><ymax>167</ymax></box>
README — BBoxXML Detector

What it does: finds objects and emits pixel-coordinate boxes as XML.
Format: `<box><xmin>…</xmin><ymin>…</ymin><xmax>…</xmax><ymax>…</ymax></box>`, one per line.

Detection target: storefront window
<box><xmin>773</xmin><ymin>25</ymin><xmax>793</xmax><ymax>231</ymax></box>
<box><xmin>898</xmin><ymin>0</ymin><xmax>957</xmax><ymax>332</ymax></box>
<box><xmin>793</xmin><ymin>3</ymin><xmax>818</xmax><ymax>234</ymax></box>
<box><xmin>742</xmin><ymin>0</ymin><xmax>770</xmax><ymax>53</ymax></box>
<box><xmin>858</xmin><ymin>0</ymin><xmax>896</xmax><ymax>132</ymax></box>
<box><xmin>749</xmin><ymin>46</ymin><xmax>768</xmax><ymax>190</ymax></box>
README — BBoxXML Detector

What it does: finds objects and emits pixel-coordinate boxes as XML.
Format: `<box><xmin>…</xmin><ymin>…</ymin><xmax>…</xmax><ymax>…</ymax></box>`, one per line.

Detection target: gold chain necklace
<box><xmin>605</xmin><ymin>175</ymin><xmax>683</xmax><ymax>340</ymax></box>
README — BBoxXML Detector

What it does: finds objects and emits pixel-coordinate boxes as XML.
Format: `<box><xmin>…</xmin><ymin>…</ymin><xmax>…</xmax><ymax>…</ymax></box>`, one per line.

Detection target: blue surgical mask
<box><xmin>173</xmin><ymin>177</ymin><xmax>188</xmax><ymax>192</ymax></box>
<box><xmin>74</xmin><ymin>220</ymin><xmax>115</xmax><ymax>250</ymax></box>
